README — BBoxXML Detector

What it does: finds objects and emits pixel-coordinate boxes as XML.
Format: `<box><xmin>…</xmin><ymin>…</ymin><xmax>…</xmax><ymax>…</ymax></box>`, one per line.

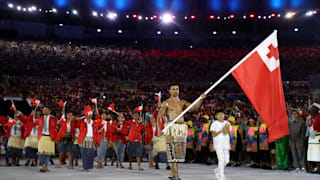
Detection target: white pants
<box><xmin>215</xmin><ymin>149</ymin><xmax>230</xmax><ymax>178</ymax></box>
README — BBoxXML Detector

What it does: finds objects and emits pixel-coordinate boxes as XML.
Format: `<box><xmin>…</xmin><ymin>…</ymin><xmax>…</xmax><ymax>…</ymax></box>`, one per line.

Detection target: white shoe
<box><xmin>215</xmin><ymin>168</ymin><xmax>220</xmax><ymax>179</ymax></box>
<box><xmin>312</xmin><ymin>167</ymin><xmax>318</xmax><ymax>173</ymax></box>
<box><xmin>295</xmin><ymin>168</ymin><xmax>300</xmax><ymax>173</ymax></box>
<box><xmin>219</xmin><ymin>175</ymin><xmax>225</xmax><ymax>180</ymax></box>
<box><xmin>300</xmin><ymin>168</ymin><xmax>306</xmax><ymax>173</ymax></box>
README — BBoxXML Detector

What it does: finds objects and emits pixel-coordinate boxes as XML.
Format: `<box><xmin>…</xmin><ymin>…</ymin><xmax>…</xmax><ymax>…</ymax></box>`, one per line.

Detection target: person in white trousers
<box><xmin>210</xmin><ymin>109</ymin><xmax>232</xmax><ymax>180</ymax></box>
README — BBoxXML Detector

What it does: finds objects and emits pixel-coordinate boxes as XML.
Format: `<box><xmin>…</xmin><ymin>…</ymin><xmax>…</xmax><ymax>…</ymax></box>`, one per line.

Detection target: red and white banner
<box><xmin>231</xmin><ymin>31</ymin><xmax>289</xmax><ymax>142</ymax></box>
<box><xmin>133</xmin><ymin>105</ymin><xmax>143</xmax><ymax>112</ymax></box>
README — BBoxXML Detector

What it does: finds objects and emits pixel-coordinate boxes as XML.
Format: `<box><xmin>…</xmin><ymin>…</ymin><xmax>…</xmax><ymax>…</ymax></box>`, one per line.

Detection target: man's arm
<box><xmin>184</xmin><ymin>94</ymin><xmax>206</xmax><ymax>112</ymax></box>
<box><xmin>156</xmin><ymin>102</ymin><xmax>168</xmax><ymax>135</ymax></box>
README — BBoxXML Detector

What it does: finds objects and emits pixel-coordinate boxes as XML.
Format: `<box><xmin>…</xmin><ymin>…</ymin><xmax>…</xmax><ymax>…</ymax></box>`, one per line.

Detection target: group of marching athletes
<box><xmin>0</xmin><ymin>105</ymin><xmax>162</xmax><ymax>173</ymax></box>
<box><xmin>1</xmin><ymin>83</ymin><xmax>320</xmax><ymax>180</ymax></box>
<box><xmin>0</xmin><ymin>83</ymin><xmax>207</xmax><ymax>180</ymax></box>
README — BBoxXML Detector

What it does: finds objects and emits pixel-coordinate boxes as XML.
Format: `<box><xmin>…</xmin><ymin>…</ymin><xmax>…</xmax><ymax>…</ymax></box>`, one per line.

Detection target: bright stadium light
<box><xmin>107</xmin><ymin>12</ymin><xmax>117</xmax><ymax>20</ymax></box>
<box><xmin>232</xmin><ymin>30</ymin><xmax>237</xmax><ymax>35</ymax></box>
<box><xmin>118</xmin><ymin>29</ymin><xmax>123</xmax><ymax>34</ymax></box>
<box><xmin>59</xmin><ymin>24</ymin><xmax>63</xmax><ymax>27</ymax></box>
<box><xmin>23</xmin><ymin>8</ymin><xmax>26</xmax><ymax>12</ymax></box>
<box><xmin>31</xmin><ymin>6</ymin><xmax>36</xmax><ymax>11</ymax></box>
<box><xmin>97</xmin><ymin>28</ymin><xmax>101</xmax><ymax>32</ymax></box>
<box><xmin>52</xmin><ymin>8</ymin><xmax>57</xmax><ymax>13</ymax></box>
<box><xmin>92</xmin><ymin>11</ymin><xmax>98</xmax><ymax>17</ymax></box>
<box><xmin>162</xmin><ymin>13</ymin><xmax>173</xmax><ymax>24</ymax></box>
<box><xmin>72</xmin><ymin>10</ymin><xmax>78</xmax><ymax>15</ymax></box>
<box><xmin>126</xmin><ymin>14</ymin><xmax>130</xmax><ymax>18</ymax></box>
<box><xmin>306</xmin><ymin>10</ymin><xmax>318</xmax><ymax>16</ymax></box>
<box><xmin>285</xmin><ymin>12</ymin><xmax>296</xmax><ymax>19</ymax></box>
<box><xmin>156</xmin><ymin>30</ymin><xmax>161</xmax><ymax>35</ymax></box>
<box><xmin>28</xmin><ymin>7</ymin><xmax>32</xmax><ymax>12</ymax></box>
<box><xmin>174</xmin><ymin>31</ymin><xmax>179</xmax><ymax>35</ymax></box>
<box><xmin>212</xmin><ymin>31</ymin><xmax>217</xmax><ymax>35</ymax></box>
<box><xmin>66</xmin><ymin>11</ymin><xmax>70</xmax><ymax>14</ymax></box>
<box><xmin>100</xmin><ymin>13</ymin><xmax>104</xmax><ymax>17</ymax></box>
<box><xmin>17</xmin><ymin>6</ymin><xmax>21</xmax><ymax>11</ymax></box>
<box><xmin>132</xmin><ymin>14</ymin><xmax>137</xmax><ymax>19</ymax></box>
<box><xmin>294</xmin><ymin>27</ymin><xmax>299</xmax><ymax>32</ymax></box>
<box><xmin>138</xmin><ymin>15</ymin><xmax>143</xmax><ymax>20</ymax></box>
<box><xmin>8</xmin><ymin>3</ymin><xmax>14</xmax><ymax>8</ymax></box>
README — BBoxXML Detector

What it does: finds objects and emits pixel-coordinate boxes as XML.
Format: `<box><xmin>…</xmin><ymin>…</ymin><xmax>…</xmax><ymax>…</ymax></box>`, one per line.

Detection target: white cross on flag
<box><xmin>231</xmin><ymin>31</ymin><xmax>289</xmax><ymax>142</ymax></box>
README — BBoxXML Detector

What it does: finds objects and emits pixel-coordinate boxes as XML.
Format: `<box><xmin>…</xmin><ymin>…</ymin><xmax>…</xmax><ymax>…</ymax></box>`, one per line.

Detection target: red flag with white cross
<box><xmin>231</xmin><ymin>31</ymin><xmax>289</xmax><ymax>142</ymax></box>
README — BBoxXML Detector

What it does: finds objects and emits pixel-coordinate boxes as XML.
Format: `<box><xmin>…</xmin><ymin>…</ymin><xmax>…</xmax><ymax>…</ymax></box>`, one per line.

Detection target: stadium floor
<box><xmin>0</xmin><ymin>159</ymin><xmax>319</xmax><ymax>180</ymax></box>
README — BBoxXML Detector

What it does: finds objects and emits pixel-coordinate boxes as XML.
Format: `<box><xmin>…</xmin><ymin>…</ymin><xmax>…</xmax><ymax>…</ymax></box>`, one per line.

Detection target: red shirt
<box><xmin>57</xmin><ymin>119</ymin><xmax>76</xmax><ymax>141</ymax></box>
<box><xmin>311</xmin><ymin>113</ymin><xmax>320</xmax><ymax>132</ymax></box>
<box><xmin>106</xmin><ymin>121</ymin><xmax>114</xmax><ymax>141</ymax></box>
<box><xmin>34</xmin><ymin>115</ymin><xmax>59</xmax><ymax>141</ymax></box>
<box><xmin>144</xmin><ymin>111</ymin><xmax>164</xmax><ymax>144</ymax></box>
<box><xmin>77</xmin><ymin>118</ymin><xmax>99</xmax><ymax>145</ymax></box>
<box><xmin>112</xmin><ymin>121</ymin><xmax>128</xmax><ymax>144</ymax></box>
<box><xmin>0</xmin><ymin>114</ymin><xmax>28</xmax><ymax>139</ymax></box>
<box><xmin>127</xmin><ymin>120</ymin><xmax>145</xmax><ymax>143</ymax></box>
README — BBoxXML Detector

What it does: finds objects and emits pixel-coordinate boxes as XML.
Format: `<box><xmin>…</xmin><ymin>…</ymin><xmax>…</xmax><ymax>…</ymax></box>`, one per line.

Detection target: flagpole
<box><xmin>110</xmin><ymin>109</ymin><xmax>119</xmax><ymax>115</ymax></box>
<box><xmin>162</xmin><ymin>31</ymin><xmax>277</xmax><ymax>133</ymax></box>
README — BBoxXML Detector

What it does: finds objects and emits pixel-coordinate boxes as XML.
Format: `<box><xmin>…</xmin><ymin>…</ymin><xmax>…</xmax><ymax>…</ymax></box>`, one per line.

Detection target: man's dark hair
<box><xmin>168</xmin><ymin>83</ymin><xmax>179</xmax><ymax>90</ymax></box>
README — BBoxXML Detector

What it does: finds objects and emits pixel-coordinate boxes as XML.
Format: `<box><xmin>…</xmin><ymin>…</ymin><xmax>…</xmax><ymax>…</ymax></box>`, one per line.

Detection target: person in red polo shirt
<box><xmin>112</xmin><ymin>113</ymin><xmax>128</xmax><ymax>168</ymax></box>
<box><xmin>127</xmin><ymin>111</ymin><xmax>145</xmax><ymax>171</ymax></box>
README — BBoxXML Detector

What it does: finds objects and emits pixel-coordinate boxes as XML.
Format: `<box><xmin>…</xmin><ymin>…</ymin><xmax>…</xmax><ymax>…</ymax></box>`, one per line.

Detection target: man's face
<box><xmin>249</xmin><ymin>121</ymin><xmax>255</xmax><ymax>126</ymax></box>
<box><xmin>133</xmin><ymin>113</ymin><xmax>139</xmax><ymax>120</ymax></box>
<box><xmin>118</xmin><ymin>114</ymin><xmax>124</xmax><ymax>122</ymax></box>
<box><xmin>311</xmin><ymin>107</ymin><xmax>318</xmax><ymax>115</ymax></box>
<box><xmin>67</xmin><ymin>113</ymin><xmax>73</xmax><ymax>119</ymax></box>
<box><xmin>44</xmin><ymin>107</ymin><xmax>50</xmax><ymax>115</ymax></box>
<box><xmin>293</xmin><ymin>111</ymin><xmax>300</xmax><ymax>120</ymax></box>
<box><xmin>106</xmin><ymin>114</ymin><xmax>112</xmax><ymax>120</ymax></box>
<box><xmin>101</xmin><ymin>113</ymin><xmax>107</xmax><ymax>120</ymax></box>
<box><xmin>169</xmin><ymin>85</ymin><xmax>179</xmax><ymax>97</ymax></box>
